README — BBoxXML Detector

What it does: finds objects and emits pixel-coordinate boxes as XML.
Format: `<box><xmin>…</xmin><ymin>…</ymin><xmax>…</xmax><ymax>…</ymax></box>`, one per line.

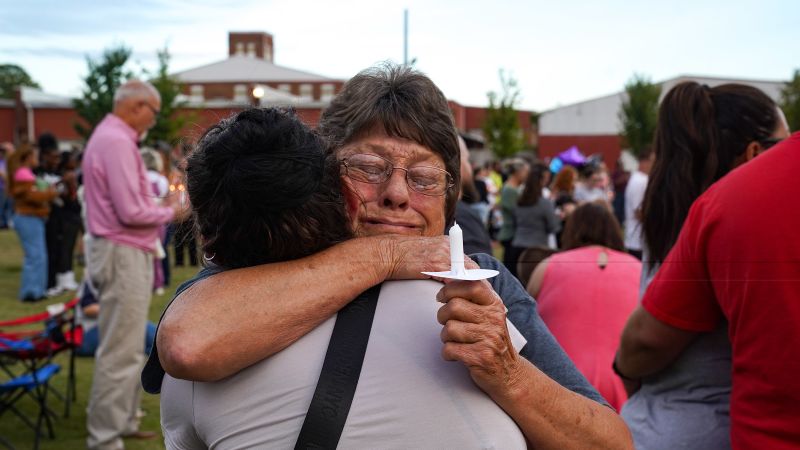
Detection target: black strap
<box><xmin>294</xmin><ymin>284</ymin><xmax>382</xmax><ymax>450</ymax></box>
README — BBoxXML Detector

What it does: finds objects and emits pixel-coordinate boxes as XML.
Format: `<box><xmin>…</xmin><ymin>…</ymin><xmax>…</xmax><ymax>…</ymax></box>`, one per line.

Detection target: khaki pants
<box><xmin>86</xmin><ymin>237</ymin><xmax>153</xmax><ymax>450</ymax></box>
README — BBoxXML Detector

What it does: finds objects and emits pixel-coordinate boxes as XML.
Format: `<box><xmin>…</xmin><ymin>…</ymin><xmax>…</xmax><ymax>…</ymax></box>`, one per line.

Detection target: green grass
<box><xmin>0</xmin><ymin>228</ymin><xmax>198</xmax><ymax>449</ymax></box>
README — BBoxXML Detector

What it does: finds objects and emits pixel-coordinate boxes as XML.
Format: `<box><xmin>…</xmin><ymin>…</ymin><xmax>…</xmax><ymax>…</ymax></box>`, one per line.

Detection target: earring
<box><xmin>203</xmin><ymin>252</ymin><xmax>216</xmax><ymax>263</ymax></box>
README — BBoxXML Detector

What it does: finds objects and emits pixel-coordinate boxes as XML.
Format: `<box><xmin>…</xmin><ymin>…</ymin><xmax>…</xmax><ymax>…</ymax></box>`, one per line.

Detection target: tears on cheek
<box><xmin>342</xmin><ymin>180</ymin><xmax>365</xmax><ymax>219</ymax></box>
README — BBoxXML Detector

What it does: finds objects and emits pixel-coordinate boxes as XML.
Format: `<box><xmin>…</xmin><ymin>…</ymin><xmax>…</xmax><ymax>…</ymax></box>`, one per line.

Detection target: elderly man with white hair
<box><xmin>82</xmin><ymin>80</ymin><xmax>184</xmax><ymax>449</ymax></box>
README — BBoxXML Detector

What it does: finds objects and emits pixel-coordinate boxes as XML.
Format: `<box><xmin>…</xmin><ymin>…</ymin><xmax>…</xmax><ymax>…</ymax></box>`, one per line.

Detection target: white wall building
<box><xmin>538</xmin><ymin>75</ymin><xmax>787</xmax><ymax>170</ymax></box>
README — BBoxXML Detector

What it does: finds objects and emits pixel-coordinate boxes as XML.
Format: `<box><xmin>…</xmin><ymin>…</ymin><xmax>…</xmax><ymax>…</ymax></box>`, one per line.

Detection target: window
<box><xmin>190</xmin><ymin>85</ymin><xmax>204</xmax><ymax>102</ymax></box>
<box><xmin>320</xmin><ymin>83</ymin><xmax>335</xmax><ymax>102</ymax></box>
<box><xmin>234</xmin><ymin>84</ymin><xmax>248</xmax><ymax>102</ymax></box>
<box><xmin>299</xmin><ymin>84</ymin><xmax>313</xmax><ymax>101</ymax></box>
<box><xmin>235</xmin><ymin>42</ymin><xmax>245</xmax><ymax>55</ymax></box>
<box><xmin>277</xmin><ymin>84</ymin><xmax>291</xmax><ymax>93</ymax></box>
<box><xmin>246</xmin><ymin>42</ymin><xmax>256</xmax><ymax>57</ymax></box>
<box><xmin>264</xmin><ymin>46</ymin><xmax>272</xmax><ymax>62</ymax></box>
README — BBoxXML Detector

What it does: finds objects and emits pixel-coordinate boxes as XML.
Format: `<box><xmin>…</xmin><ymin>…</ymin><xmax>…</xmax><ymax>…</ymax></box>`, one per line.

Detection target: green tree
<box><xmin>73</xmin><ymin>45</ymin><xmax>134</xmax><ymax>139</ymax></box>
<box><xmin>780</xmin><ymin>68</ymin><xmax>800</xmax><ymax>133</ymax></box>
<box><xmin>618</xmin><ymin>74</ymin><xmax>661</xmax><ymax>157</ymax></box>
<box><xmin>144</xmin><ymin>47</ymin><xmax>191</xmax><ymax>146</ymax></box>
<box><xmin>0</xmin><ymin>63</ymin><xmax>40</xmax><ymax>99</ymax></box>
<box><xmin>483</xmin><ymin>70</ymin><xmax>525</xmax><ymax>159</ymax></box>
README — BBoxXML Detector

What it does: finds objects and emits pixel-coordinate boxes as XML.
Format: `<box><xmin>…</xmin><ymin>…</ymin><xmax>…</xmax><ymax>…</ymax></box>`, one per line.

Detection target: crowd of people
<box><xmin>1</xmin><ymin>128</ymin><xmax>195</xmax><ymax>304</ymax></box>
<box><xmin>2</xmin><ymin>63</ymin><xmax>798</xmax><ymax>449</ymax></box>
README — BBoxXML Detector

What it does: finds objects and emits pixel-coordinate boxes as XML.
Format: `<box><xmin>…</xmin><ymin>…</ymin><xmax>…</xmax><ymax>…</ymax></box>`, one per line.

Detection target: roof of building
<box><xmin>21</xmin><ymin>87</ymin><xmax>74</xmax><ymax>108</ymax></box>
<box><xmin>173</xmin><ymin>56</ymin><xmax>337</xmax><ymax>83</ymax></box>
<box><xmin>539</xmin><ymin>74</ymin><xmax>788</xmax><ymax>136</ymax></box>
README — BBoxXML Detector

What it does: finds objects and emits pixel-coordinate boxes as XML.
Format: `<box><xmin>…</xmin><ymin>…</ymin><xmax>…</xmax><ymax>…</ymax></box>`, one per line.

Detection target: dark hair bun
<box><xmin>186</xmin><ymin>107</ymin><xmax>351</xmax><ymax>268</ymax></box>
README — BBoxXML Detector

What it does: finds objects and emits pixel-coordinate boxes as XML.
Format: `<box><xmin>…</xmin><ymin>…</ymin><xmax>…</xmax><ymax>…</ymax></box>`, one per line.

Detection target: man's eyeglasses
<box><xmin>340</xmin><ymin>153</ymin><xmax>454</xmax><ymax>196</ymax></box>
<box><xmin>142</xmin><ymin>102</ymin><xmax>160</xmax><ymax>117</ymax></box>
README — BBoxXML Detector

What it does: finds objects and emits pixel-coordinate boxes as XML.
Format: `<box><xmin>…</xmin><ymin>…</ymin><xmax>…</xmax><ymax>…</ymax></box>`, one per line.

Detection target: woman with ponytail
<box><xmin>616</xmin><ymin>82</ymin><xmax>790</xmax><ymax>449</ymax></box>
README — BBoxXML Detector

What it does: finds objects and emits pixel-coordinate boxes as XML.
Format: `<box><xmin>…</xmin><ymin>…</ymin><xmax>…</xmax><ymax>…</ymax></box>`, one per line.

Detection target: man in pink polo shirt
<box><xmin>82</xmin><ymin>79</ymin><xmax>182</xmax><ymax>450</ymax></box>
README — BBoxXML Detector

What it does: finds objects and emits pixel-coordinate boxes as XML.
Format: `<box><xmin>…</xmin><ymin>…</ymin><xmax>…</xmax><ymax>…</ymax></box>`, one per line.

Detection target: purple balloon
<box><xmin>557</xmin><ymin>146</ymin><xmax>587</xmax><ymax>166</ymax></box>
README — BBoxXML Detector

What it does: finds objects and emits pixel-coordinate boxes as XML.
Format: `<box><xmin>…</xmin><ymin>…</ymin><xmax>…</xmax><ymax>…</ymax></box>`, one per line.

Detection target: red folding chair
<box><xmin>0</xmin><ymin>299</ymin><xmax>82</xmax><ymax>419</ymax></box>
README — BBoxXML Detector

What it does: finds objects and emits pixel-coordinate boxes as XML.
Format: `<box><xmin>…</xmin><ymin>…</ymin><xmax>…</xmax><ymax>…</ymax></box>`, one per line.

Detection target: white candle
<box><xmin>178</xmin><ymin>184</ymin><xmax>187</xmax><ymax>208</ymax></box>
<box><xmin>449</xmin><ymin>222</ymin><xmax>465</xmax><ymax>275</ymax></box>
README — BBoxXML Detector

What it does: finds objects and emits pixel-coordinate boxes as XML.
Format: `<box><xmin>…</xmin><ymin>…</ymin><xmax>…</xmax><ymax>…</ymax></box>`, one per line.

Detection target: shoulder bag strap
<box><xmin>294</xmin><ymin>283</ymin><xmax>382</xmax><ymax>450</ymax></box>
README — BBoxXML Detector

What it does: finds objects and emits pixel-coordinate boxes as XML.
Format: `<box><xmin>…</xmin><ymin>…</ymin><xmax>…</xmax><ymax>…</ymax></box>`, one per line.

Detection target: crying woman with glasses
<box><xmin>148</xmin><ymin>64</ymin><xmax>631</xmax><ymax>449</ymax></box>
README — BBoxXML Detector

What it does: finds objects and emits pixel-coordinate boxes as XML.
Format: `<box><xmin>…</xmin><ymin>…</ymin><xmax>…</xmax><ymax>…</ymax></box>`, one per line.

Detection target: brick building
<box><xmin>0</xmin><ymin>30</ymin><xmax>538</xmax><ymax>161</ymax></box>
<box><xmin>174</xmin><ymin>32</ymin><xmax>345</xmax><ymax>104</ymax></box>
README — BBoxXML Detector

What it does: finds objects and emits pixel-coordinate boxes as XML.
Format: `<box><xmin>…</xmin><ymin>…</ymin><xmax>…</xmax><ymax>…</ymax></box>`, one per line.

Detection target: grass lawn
<box><xmin>0</xmin><ymin>228</ymin><xmax>198</xmax><ymax>449</ymax></box>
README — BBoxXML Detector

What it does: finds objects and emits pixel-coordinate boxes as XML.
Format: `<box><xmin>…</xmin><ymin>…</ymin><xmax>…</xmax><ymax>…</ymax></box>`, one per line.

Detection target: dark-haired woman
<box><xmin>615</xmin><ymin>82</ymin><xmax>790</xmax><ymax>449</ymax></box>
<box><xmin>54</xmin><ymin>149</ymin><xmax>82</xmax><ymax>292</ymax></box>
<box><xmin>508</xmin><ymin>162</ymin><xmax>560</xmax><ymax>281</ymax></box>
<box><xmin>527</xmin><ymin>202</ymin><xmax>640</xmax><ymax>411</ymax></box>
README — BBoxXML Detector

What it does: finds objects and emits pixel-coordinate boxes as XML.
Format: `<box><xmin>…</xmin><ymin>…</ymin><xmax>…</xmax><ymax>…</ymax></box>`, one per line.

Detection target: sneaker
<box><xmin>155</xmin><ymin>287</ymin><xmax>165</xmax><ymax>296</ymax></box>
<box><xmin>58</xmin><ymin>272</ymin><xmax>79</xmax><ymax>291</ymax></box>
<box><xmin>46</xmin><ymin>286</ymin><xmax>64</xmax><ymax>297</ymax></box>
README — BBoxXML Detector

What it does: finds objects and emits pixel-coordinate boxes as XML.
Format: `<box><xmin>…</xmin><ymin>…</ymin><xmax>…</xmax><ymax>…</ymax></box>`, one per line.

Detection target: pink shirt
<box><xmin>14</xmin><ymin>167</ymin><xmax>36</xmax><ymax>182</ymax></box>
<box><xmin>83</xmin><ymin>114</ymin><xmax>173</xmax><ymax>252</ymax></box>
<box><xmin>537</xmin><ymin>246</ymin><xmax>640</xmax><ymax>411</ymax></box>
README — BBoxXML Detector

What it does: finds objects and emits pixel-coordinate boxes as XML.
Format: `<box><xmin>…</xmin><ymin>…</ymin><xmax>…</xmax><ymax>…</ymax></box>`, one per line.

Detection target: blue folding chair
<box><xmin>0</xmin><ymin>337</ymin><xmax>61</xmax><ymax>450</ymax></box>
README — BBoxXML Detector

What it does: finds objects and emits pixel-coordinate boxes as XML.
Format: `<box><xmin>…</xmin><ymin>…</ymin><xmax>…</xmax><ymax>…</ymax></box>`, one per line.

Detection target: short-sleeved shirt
<box><xmin>511</xmin><ymin>198</ymin><xmax>560</xmax><ymax>249</ymax></box>
<box><xmin>641</xmin><ymin>133</ymin><xmax>800</xmax><ymax>450</ymax></box>
<box><xmin>145</xmin><ymin>254</ymin><xmax>607</xmax><ymax>448</ymax></box>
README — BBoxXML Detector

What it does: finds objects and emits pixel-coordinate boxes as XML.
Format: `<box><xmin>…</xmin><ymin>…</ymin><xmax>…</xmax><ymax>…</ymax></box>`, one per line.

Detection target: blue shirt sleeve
<box><xmin>471</xmin><ymin>253</ymin><xmax>609</xmax><ymax>407</ymax></box>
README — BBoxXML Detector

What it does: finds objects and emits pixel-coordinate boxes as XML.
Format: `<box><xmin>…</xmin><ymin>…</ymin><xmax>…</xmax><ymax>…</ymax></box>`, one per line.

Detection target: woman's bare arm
<box><xmin>158</xmin><ymin>235</ymin><xmax>450</xmax><ymax>381</ymax></box>
<box><xmin>615</xmin><ymin>305</ymin><xmax>697</xmax><ymax>381</ymax></box>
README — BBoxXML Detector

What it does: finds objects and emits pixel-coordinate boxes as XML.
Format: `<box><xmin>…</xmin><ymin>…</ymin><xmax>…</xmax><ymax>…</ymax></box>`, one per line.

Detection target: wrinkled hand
<box><xmin>436</xmin><ymin>280</ymin><xmax>524</xmax><ymax>398</ymax></box>
<box><xmin>382</xmin><ymin>235</ymin><xmax>482</xmax><ymax>280</ymax></box>
<box><xmin>381</xmin><ymin>235</ymin><xmax>451</xmax><ymax>279</ymax></box>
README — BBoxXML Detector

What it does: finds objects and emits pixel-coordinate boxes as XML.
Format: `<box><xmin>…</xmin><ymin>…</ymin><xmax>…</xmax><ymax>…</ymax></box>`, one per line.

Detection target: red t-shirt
<box><xmin>642</xmin><ymin>132</ymin><xmax>800</xmax><ymax>450</ymax></box>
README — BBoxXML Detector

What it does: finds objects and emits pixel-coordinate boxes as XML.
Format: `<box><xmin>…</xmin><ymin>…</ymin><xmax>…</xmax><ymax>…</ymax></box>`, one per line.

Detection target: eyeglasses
<box><xmin>758</xmin><ymin>137</ymin><xmax>783</xmax><ymax>151</ymax></box>
<box><xmin>340</xmin><ymin>153</ymin><xmax>454</xmax><ymax>196</ymax></box>
<box><xmin>141</xmin><ymin>102</ymin><xmax>160</xmax><ymax>117</ymax></box>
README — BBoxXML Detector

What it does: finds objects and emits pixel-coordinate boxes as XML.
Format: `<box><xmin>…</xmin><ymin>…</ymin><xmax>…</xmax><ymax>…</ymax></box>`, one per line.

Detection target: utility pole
<box><xmin>403</xmin><ymin>9</ymin><xmax>408</xmax><ymax>65</ymax></box>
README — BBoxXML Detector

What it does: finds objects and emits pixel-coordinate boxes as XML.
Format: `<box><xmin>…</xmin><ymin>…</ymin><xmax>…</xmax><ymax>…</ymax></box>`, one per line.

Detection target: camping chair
<box><xmin>0</xmin><ymin>299</ymin><xmax>82</xmax><ymax>418</ymax></box>
<box><xmin>0</xmin><ymin>336</ymin><xmax>61</xmax><ymax>450</ymax></box>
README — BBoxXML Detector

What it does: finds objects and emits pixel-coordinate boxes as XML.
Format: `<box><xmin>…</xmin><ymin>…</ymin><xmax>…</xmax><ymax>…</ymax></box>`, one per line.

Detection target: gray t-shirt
<box><xmin>162</xmin><ymin>279</ymin><xmax>529</xmax><ymax>449</ymax></box>
<box><xmin>146</xmin><ymin>254</ymin><xmax>607</xmax><ymax>448</ymax></box>
<box><xmin>511</xmin><ymin>198</ymin><xmax>560</xmax><ymax>249</ymax></box>
<box><xmin>621</xmin><ymin>256</ymin><xmax>731</xmax><ymax>450</ymax></box>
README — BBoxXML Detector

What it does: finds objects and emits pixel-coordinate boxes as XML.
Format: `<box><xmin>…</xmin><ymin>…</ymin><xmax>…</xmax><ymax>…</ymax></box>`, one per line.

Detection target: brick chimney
<box><xmin>228</xmin><ymin>32</ymin><xmax>274</xmax><ymax>62</ymax></box>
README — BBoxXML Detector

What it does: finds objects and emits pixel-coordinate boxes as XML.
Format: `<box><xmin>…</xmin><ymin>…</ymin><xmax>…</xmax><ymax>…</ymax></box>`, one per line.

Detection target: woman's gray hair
<box><xmin>317</xmin><ymin>62</ymin><xmax>461</xmax><ymax>227</ymax></box>
<box><xmin>506</xmin><ymin>157</ymin><xmax>529</xmax><ymax>175</ymax></box>
<box><xmin>140</xmin><ymin>147</ymin><xmax>163</xmax><ymax>172</ymax></box>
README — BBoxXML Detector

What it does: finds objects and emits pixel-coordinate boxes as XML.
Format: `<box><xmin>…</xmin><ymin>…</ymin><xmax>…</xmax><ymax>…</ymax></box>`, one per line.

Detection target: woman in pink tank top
<box><xmin>527</xmin><ymin>202</ymin><xmax>640</xmax><ymax>410</ymax></box>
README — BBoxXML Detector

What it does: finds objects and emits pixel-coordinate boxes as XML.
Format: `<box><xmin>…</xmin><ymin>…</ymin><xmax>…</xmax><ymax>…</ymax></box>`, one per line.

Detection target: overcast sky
<box><xmin>1</xmin><ymin>0</ymin><xmax>797</xmax><ymax>111</ymax></box>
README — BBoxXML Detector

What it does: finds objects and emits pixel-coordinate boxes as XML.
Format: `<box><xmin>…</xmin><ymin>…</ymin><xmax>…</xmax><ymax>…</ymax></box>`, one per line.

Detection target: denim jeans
<box><xmin>0</xmin><ymin>190</ymin><xmax>9</xmax><ymax>228</ymax></box>
<box><xmin>13</xmin><ymin>214</ymin><xmax>48</xmax><ymax>299</ymax></box>
<box><xmin>77</xmin><ymin>321</ymin><xmax>157</xmax><ymax>357</ymax></box>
